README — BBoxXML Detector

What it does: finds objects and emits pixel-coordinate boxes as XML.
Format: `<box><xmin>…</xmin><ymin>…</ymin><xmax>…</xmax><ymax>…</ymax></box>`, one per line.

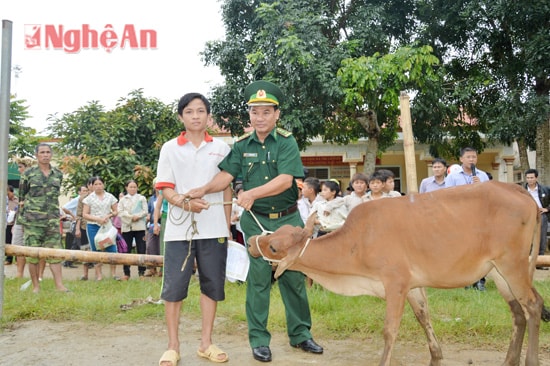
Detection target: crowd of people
<box><xmin>3</xmin><ymin>80</ymin><xmax>550</xmax><ymax>366</ymax></box>
<box><xmin>4</xmin><ymin>152</ymin><xmax>164</xmax><ymax>285</ymax></box>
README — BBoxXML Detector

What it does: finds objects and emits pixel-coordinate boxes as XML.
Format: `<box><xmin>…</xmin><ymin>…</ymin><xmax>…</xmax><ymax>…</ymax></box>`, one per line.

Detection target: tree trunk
<box><xmin>363</xmin><ymin>138</ymin><xmax>378</xmax><ymax>174</ymax></box>
<box><xmin>536</xmin><ymin>118</ymin><xmax>550</xmax><ymax>184</ymax></box>
<box><xmin>517</xmin><ymin>138</ymin><xmax>530</xmax><ymax>173</ymax></box>
<box><xmin>357</xmin><ymin>110</ymin><xmax>380</xmax><ymax>174</ymax></box>
<box><xmin>534</xmin><ymin>77</ymin><xmax>550</xmax><ymax>184</ymax></box>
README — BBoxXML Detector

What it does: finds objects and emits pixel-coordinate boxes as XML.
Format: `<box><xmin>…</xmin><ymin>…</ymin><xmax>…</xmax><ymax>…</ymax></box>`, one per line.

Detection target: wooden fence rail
<box><xmin>5</xmin><ymin>244</ymin><xmax>163</xmax><ymax>267</ymax></box>
<box><xmin>5</xmin><ymin>244</ymin><xmax>550</xmax><ymax>267</ymax></box>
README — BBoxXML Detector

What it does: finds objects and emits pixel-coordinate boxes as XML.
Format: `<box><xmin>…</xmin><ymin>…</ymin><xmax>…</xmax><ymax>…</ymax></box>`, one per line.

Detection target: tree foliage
<box><xmin>204</xmin><ymin>0</ymin><xmax>549</xmax><ymax>177</ymax></box>
<box><xmin>9</xmin><ymin>96</ymin><xmax>40</xmax><ymax>159</ymax></box>
<box><xmin>46</xmin><ymin>90</ymin><xmax>180</xmax><ymax>195</ymax></box>
<box><xmin>413</xmin><ymin>0</ymin><xmax>550</xmax><ymax>170</ymax></box>
<box><xmin>203</xmin><ymin>0</ymin><xmax>461</xmax><ymax>165</ymax></box>
<box><xmin>204</xmin><ymin>0</ymin><xmax>423</xmax><ymax>150</ymax></box>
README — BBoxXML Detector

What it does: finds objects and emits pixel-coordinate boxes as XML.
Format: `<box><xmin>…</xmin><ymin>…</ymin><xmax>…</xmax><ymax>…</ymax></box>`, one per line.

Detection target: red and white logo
<box><xmin>23</xmin><ymin>24</ymin><xmax>157</xmax><ymax>53</ymax></box>
<box><xmin>24</xmin><ymin>24</ymin><xmax>41</xmax><ymax>49</ymax></box>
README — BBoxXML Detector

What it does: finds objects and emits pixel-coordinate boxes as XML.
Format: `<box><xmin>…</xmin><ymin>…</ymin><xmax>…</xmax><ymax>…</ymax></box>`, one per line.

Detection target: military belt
<box><xmin>253</xmin><ymin>203</ymin><xmax>298</xmax><ymax>220</ymax></box>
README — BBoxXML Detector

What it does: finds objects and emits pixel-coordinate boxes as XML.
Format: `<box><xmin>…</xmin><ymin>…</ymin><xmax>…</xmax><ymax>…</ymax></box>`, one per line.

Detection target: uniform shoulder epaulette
<box><xmin>236</xmin><ymin>131</ymin><xmax>253</xmax><ymax>142</ymax></box>
<box><xmin>276</xmin><ymin>127</ymin><xmax>292</xmax><ymax>137</ymax></box>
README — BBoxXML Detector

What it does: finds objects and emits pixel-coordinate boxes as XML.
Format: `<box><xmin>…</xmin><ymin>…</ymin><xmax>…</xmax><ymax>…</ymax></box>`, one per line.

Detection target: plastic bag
<box><xmin>226</xmin><ymin>240</ymin><xmax>250</xmax><ymax>282</ymax></box>
<box><xmin>94</xmin><ymin>223</ymin><xmax>117</xmax><ymax>250</ymax></box>
<box><xmin>7</xmin><ymin>210</ymin><xmax>17</xmax><ymax>225</ymax></box>
<box><xmin>116</xmin><ymin>233</ymin><xmax>128</xmax><ymax>253</ymax></box>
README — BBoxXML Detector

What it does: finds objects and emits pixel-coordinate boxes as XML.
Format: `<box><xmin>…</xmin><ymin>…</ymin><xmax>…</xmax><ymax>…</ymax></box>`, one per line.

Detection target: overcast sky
<box><xmin>3</xmin><ymin>0</ymin><xmax>225</xmax><ymax>132</ymax></box>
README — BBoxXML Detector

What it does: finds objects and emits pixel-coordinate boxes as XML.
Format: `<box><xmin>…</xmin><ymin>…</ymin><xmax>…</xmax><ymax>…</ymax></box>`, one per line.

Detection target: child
<box><xmin>344</xmin><ymin>173</ymin><xmax>369</xmax><ymax>211</ymax></box>
<box><xmin>364</xmin><ymin>171</ymin><xmax>391</xmax><ymax>201</ymax></box>
<box><xmin>309</xmin><ymin>179</ymin><xmax>348</xmax><ymax>236</ymax></box>
<box><xmin>377</xmin><ymin>169</ymin><xmax>402</xmax><ymax>197</ymax></box>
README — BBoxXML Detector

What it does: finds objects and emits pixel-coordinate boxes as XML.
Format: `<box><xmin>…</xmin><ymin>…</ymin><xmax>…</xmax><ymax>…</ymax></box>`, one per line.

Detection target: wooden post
<box><xmin>400</xmin><ymin>91</ymin><xmax>418</xmax><ymax>193</ymax></box>
<box><xmin>5</xmin><ymin>245</ymin><xmax>163</xmax><ymax>267</ymax></box>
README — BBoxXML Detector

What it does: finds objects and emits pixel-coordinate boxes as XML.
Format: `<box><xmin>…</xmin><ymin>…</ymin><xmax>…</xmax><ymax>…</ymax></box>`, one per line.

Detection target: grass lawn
<box><xmin>1</xmin><ymin>274</ymin><xmax>549</xmax><ymax>350</ymax></box>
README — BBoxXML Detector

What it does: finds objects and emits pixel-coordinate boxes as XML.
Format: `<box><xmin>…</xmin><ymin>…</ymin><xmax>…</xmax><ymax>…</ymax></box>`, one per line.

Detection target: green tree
<box><xmin>414</xmin><ymin>0</ymin><xmax>550</xmax><ymax>179</ymax></box>
<box><xmin>8</xmin><ymin>96</ymin><xmax>39</xmax><ymax>159</ymax></box>
<box><xmin>205</xmin><ymin>0</ymin><xmax>549</xmax><ymax>182</ymax></box>
<box><xmin>336</xmin><ymin>45</ymin><xmax>440</xmax><ymax>173</ymax></box>
<box><xmin>203</xmin><ymin>0</ymin><xmax>417</xmax><ymax>153</ymax></box>
<box><xmin>46</xmin><ymin>90</ymin><xmax>180</xmax><ymax>195</ymax></box>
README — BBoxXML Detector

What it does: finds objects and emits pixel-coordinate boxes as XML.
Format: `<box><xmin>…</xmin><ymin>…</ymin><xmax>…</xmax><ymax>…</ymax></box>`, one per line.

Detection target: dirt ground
<box><xmin>2</xmin><ymin>264</ymin><xmax>550</xmax><ymax>366</ymax></box>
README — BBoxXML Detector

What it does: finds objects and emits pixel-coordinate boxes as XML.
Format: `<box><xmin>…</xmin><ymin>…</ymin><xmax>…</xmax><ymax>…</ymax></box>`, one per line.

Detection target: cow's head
<box><xmin>248</xmin><ymin>224</ymin><xmax>310</xmax><ymax>278</ymax></box>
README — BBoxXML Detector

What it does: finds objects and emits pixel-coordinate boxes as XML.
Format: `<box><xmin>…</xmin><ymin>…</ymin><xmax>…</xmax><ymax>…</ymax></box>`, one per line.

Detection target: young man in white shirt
<box><xmin>155</xmin><ymin>93</ymin><xmax>232</xmax><ymax>365</ymax></box>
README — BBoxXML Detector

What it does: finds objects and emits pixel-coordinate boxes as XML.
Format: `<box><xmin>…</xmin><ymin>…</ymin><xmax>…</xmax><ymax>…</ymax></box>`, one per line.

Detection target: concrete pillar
<box><xmin>349</xmin><ymin>163</ymin><xmax>357</xmax><ymax>178</ymax></box>
<box><xmin>491</xmin><ymin>162</ymin><xmax>500</xmax><ymax>182</ymax></box>
<box><xmin>502</xmin><ymin>157</ymin><xmax>515</xmax><ymax>183</ymax></box>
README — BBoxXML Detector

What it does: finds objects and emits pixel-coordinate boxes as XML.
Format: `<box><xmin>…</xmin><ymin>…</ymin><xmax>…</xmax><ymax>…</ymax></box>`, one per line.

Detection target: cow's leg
<box><xmin>491</xmin><ymin>268</ymin><xmax>541</xmax><ymax>366</ymax></box>
<box><xmin>379</xmin><ymin>285</ymin><xmax>408</xmax><ymax>366</ymax></box>
<box><xmin>524</xmin><ymin>287</ymin><xmax>543</xmax><ymax>366</ymax></box>
<box><xmin>407</xmin><ymin>287</ymin><xmax>443</xmax><ymax>366</ymax></box>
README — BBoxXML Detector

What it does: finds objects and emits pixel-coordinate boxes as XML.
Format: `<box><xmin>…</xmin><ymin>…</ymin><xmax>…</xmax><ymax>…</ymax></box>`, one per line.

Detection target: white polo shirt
<box><xmin>156</xmin><ymin>132</ymin><xmax>231</xmax><ymax>241</ymax></box>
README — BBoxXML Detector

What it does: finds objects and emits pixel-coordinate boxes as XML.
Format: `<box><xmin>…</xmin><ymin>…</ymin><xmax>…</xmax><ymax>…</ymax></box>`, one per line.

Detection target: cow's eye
<box><xmin>269</xmin><ymin>245</ymin><xmax>277</xmax><ymax>253</ymax></box>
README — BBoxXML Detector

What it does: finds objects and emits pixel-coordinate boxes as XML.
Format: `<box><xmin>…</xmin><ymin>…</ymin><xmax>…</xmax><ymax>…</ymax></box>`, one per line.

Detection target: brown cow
<box><xmin>248</xmin><ymin>181</ymin><xmax>542</xmax><ymax>366</ymax></box>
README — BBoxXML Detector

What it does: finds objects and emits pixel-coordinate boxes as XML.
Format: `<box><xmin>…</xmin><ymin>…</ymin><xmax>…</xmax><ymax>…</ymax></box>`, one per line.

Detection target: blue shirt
<box><xmin>445</xmin><ymin>167</ymin><xmax>489</xmax><ymax>187</ymax></box>
<box><xmin>419</xmin><ymin>176</ymin><xmax>446</xmax><ymax>193</ymax></box>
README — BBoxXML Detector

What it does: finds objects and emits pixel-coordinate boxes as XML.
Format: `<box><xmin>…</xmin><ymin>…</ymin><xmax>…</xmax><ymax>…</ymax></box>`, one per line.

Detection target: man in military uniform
<box><xmin>18</xmin><ymin>143</ymin><xmax>69</xmax><ymax>293</ymax></box>
<box><xmin>187</xmin><ymin>80</ymin><xmax>323</xmax><ymax>362</ymax></box>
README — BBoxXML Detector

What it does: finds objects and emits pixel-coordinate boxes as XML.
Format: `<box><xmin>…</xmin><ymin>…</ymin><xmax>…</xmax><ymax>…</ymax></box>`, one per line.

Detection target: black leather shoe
<box><xmin>292</xmin><ymin>339</ymin><xmax>323</xmax><ymax>354</ymax></box>
<box><xmin>252</xmin><ymin>346</ymin><xmax>272</xmax><ymax>362</ymax></box>
<box><xmin>474</xmin><ymin>282</ymin><xmax>486</xmax><ymax>291</ymax></box>
<box><xmin>542</xmin><ymin>305</ymin><xmax>550</xmax><ymax>322</ymax></box>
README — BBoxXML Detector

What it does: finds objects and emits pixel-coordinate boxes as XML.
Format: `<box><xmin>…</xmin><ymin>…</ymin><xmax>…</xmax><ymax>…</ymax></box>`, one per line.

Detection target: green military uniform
<box><xmin>18</xmin><ymin>165</ymin><xmax>64</xmax><ymax>264</ymax></box>
<box><xmin>219</xmin><ymin>126</ymin><xmax>313</xmax><ymax>348</ymax></box>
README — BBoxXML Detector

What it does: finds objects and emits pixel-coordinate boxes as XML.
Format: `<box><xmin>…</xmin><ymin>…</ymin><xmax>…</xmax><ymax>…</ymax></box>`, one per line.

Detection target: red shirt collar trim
<box><xmin>177</xmin><ymin>131</ymin><xmax>214</xmax><ymax>146</ymax></box>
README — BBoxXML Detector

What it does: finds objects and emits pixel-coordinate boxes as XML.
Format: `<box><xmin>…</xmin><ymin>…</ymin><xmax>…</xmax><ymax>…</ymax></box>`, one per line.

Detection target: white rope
<box><xmin>168</xmin><ymin>198</ymin><xmax>199</xmax><ymax>271</ymax></box>
<box><xmin>298</xmin><ymin>238</ymin><xmax>312</xmax><ymax>258</ymax></box>
<box><xmin>247</xmin><ymin>210</ymin><xmax>273</xmax><ymax>236</ymax></box>
<box><xmin>254</xmin><ymin>234</ymin><xmax>281</xmax><ymax>264</ymax></box>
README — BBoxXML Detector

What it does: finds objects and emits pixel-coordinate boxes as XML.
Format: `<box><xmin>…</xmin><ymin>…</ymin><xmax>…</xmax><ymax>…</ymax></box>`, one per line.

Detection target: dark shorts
<box><xmin>161</xmin><ymin>238</ymin><xmax>227</xmax><ymax>303</ymax></box>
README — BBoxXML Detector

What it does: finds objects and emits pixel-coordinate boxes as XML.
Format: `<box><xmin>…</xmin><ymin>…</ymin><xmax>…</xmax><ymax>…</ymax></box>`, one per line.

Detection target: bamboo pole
<box><xmin>536</xmin><ymin>255</ymin><xmax>550</xmax><ymax>267</ymax></box>
<box><xmin>5</xmin><ymin>244</ymin><xmax>163</xmax><ymax>267</ymax></box>
<box><xmin>6</xmin><ymin>244</ymin><xmax>550</xmax><ymax>267</ymax></box>
<box><xmin>400</xmin><ymin>91</ymin><xmax>418</xmax><ymax>194</ymax></box>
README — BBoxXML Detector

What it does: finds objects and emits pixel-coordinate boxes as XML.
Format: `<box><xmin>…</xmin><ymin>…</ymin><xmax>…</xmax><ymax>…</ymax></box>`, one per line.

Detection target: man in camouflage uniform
<box><xmin>18</xmin><ymin>143</ymin><xmax>69</xmax><ymax>293</ymax></box>
<box><xmin>187</xmin><ymin>80</ymin><xmax>323</xmax><ymax>362</ymax></box>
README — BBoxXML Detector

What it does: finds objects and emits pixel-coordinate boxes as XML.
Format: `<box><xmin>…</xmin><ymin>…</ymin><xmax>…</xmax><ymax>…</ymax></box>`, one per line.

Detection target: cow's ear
<box><xmin>274</xmin><ymin>244</ymin><xmax>301</xmax><ymax>278</ymax></box>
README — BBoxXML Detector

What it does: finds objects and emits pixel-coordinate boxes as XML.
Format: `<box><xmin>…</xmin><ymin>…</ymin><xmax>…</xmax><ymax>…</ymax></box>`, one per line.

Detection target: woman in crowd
<box><xmin>144</xmin><ymin>179</ymin><xmax>161</xmax><ymax>277</ymax></box>
<box><xmin>118</xmin><ymin>179</ymin><xmax>148</xmax><ymax>280</ymax></box>
<box><xmin>82</xmin><ymin>176</ymin><xmax>119</xmax><ymax>281</ymax></box>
